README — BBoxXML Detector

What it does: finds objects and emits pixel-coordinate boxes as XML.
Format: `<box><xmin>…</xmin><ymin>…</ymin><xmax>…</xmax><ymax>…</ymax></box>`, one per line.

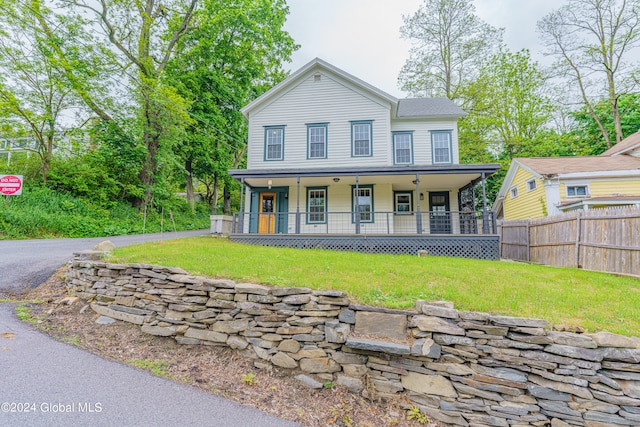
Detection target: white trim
<box><xmin>241</xmin><ymin>58</ymin><xmax>398</xmax><ymax>119</ymax></box>
<box><xmin>557</xmin><ymin>169</ymin><xmax>640</xmax><ymax>179</ymax></box>
<box><xmin>510</xmin><ymin>185</ymin><xmax>519</xmax><ymax>199</ymax></box>
<box><xmin>526</xmin><ymin>178</ymin><xmax>537</xmax><ymax>191</ymax></box>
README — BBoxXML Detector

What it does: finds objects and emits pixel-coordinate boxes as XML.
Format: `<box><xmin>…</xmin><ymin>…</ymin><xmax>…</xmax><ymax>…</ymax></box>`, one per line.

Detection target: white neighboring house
<box><xmin>228</xmin><ymin>58</ymin><xmax>500</xmax><ymax>258</ymax></box>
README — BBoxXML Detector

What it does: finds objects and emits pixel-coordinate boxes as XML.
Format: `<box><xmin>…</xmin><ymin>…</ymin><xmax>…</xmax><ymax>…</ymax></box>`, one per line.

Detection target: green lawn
<box><xmin>111</xmin><ymin>237</ymin><xmax>640</xmax><ymax>337</ymax></box>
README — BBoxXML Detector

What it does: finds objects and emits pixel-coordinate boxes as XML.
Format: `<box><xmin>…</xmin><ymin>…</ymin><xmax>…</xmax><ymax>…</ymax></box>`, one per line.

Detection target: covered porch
<box><xmin>228</xmin><ymin>164</ymin><xmax>500</xmax><ymax>259</ymax></box>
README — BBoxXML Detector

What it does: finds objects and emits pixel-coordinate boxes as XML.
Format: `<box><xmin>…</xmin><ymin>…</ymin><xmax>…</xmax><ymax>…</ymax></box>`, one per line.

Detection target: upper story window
<box><xmin>307</xmin><ymin>123</ymin><xmax>328</xmax><ymax>159</ymax></box>
<box><xmin>351</xmin><ymin>120</ymin><xmax>373</xmax><ymax>157</ymax></box>
<box><xmin>567</xmin><ymin>185</ymin><xmax>588</xmax><ymax>197</ymax></box>
<box><xmin>527</xmin><ymin>178</ymin><xmax>537</xmax><ymax>191</ymax></box>
<box><xmin>510</xmin><ymin>185</ymin><xmax>518</xmax><ymax>199</ymax></box>
<box><xmin>264</xmin><ymin>126</ymin><xmax>284</xmax><ymax>161</ymax></box>
<box><xmin>431</xmin><ymin>130</ymin><xmax>452</xmax><ymax>164</ymax></box>
<box><xmin>393</xmin><ymin>131</ymin><xmax>413</xmax><ymax>165</ymax></box>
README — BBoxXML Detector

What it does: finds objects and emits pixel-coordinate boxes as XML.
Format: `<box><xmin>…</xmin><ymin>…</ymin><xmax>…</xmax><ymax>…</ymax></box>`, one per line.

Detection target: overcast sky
<box><xmin>283</xmin><ymin>0</ymin><xmax>567</xmax><ymax>98</ymax></box>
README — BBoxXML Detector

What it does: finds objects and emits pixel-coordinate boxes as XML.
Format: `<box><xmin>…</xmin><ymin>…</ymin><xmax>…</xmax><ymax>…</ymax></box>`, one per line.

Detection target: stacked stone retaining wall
<box><xmin>66</xmin><ymin>257</ymin><xmax>640</xmax><ymax>427</ymax></box>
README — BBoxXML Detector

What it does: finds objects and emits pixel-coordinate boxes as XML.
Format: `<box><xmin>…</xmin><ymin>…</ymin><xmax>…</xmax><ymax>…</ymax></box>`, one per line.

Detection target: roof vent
<box><xmin>314</xmin><ymin>73</ymin><xmax>322</xmax><ymax>82</ymax></box>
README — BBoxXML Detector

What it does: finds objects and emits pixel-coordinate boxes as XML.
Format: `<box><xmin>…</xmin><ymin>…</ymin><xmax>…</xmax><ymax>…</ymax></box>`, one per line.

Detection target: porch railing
<box><xmin>231</xmin><ymin>210</ymin><xmax>497</xmax><ymax>235</ymax></box>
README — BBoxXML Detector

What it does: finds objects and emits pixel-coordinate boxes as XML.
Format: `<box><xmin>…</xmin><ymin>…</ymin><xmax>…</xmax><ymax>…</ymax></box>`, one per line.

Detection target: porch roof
<box><xmin>229</xmin><ymin>164</ymin><xmax>500</xmax><ymax>181</ymax></box>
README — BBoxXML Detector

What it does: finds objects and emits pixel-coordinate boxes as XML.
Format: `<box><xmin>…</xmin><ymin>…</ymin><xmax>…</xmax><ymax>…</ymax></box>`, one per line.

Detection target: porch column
<box><xmin>239</xmin><ymin>178</ymin><xmax>245</xmax><ymax>233</ymax></box>
<box><xmin>355</xmin><ymin>175</ymin><xmax>360</xmax><ymax>234</ymax></box>
<box><xmin>481</xmin><ymin>172</ymin><xmax>489</xmax><ymax>234</ymax></box>
<box><xmin>295</xmin><ymin>176</ymin><xmax>301</xmax><ymax>234</ymax></box>
<box><xmin>415</xmin><ymin>174</ymin><xmax>422</xmax><ymax>234</ymax></box>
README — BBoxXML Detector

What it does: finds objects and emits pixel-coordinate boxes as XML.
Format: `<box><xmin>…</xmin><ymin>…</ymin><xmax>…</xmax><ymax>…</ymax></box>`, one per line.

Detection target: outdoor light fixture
<box><xmin>268</xmin><ymin>179</ymin><xmax>272</xmax><ymax>189</ymax></box>
<box><xmin>420</xmin><ymin>193</ymin><xmax>424</xmax><ymax>200</ymax></box>
<box><xmin>333</xmin><ymin>178</ymin><xmax>340</xmax><ymax>182</ymax></box>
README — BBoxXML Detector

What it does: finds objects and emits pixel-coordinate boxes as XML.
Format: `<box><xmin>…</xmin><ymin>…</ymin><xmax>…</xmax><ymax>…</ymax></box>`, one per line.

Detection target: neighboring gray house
<box><xmin>229</xmin><ymin>58</ymin><xmax>500</xmax><ymax>258</ymax></box>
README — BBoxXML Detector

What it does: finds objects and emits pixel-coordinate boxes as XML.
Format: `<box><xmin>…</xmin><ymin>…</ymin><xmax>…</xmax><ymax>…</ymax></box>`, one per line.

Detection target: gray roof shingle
<box><xmin>396</xmin><ymin>98</ymin><xmax>466</xmax><ymax>118</ymax></box>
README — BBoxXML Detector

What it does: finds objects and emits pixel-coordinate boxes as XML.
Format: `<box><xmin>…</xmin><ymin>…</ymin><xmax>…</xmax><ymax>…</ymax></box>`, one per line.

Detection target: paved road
<box><xmin>0</xmin><ymin>231</ymin><xmax>302</xmax><ymax>427</ymax></box>
<box><xmin>0</xmin><ymin>230</ymin><xmax>209</xmax><ymax>294</ymax></box>
<box><xmin>0</xmin><ymin>304</ymin><xmax>301</xmax><ymax>427</ymax></box>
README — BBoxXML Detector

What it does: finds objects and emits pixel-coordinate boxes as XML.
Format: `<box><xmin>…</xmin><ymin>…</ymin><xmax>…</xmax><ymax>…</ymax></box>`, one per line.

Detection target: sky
<box><xmin>283</xmin><ymin>0</ymin><xmax>567</xmax><ymax>98</ymax></box>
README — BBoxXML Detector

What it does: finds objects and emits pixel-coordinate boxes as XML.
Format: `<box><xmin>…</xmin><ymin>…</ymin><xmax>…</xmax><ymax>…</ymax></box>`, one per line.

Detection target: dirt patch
<box><xmin>10</xmin><ymin>268</ymin><xmax>442</xmax><ymax>427</ymax></box>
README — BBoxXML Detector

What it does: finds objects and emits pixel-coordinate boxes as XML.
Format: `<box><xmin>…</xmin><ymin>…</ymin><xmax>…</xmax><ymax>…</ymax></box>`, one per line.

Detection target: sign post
<box><xmin>0</xmin><ymin>175</ymin><xmax>23</xmax><ymax>196</ymax></box>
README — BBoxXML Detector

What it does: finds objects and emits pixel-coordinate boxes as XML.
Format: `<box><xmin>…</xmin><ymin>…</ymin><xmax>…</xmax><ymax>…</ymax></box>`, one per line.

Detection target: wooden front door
<box><xmin>258</xmin><ymin>192</ymin><xmax>276</xmax><ymax>234</ymax></box>
<box><xmin>429</xmin><ymin>191</ymin><xmax>451</xmax><ymax>234</ymax></box>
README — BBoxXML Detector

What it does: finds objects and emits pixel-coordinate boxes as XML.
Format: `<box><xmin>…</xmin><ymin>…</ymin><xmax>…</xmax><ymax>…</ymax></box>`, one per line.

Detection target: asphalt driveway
<box><xmin>0</xmin><ymin>231</ymin><xmax>302</xmax><ymax>427</ymax></box>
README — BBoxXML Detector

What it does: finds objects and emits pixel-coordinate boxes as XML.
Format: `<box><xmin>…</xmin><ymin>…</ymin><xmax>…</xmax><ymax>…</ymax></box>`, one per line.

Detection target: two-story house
<box><xmin>228</xmin><ymin>58</ymin><xmax>500</xmax><ymax>259</ymax></box>
<box><xmin>493</xmin><ymin>132</ymin><xmax>640</xmax><ymax>221</ymax></box>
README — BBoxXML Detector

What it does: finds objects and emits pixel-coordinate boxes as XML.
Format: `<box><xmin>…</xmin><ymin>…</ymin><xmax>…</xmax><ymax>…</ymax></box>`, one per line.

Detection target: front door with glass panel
<box><xmin>429</xmin><ymin>192</ymin><xmax>451</xmax><ymax>234</ymax></box>
<box><xmin>258</xmin><ymin>192</ymin><xmax>276</xmax><ymax>234</ymax></box>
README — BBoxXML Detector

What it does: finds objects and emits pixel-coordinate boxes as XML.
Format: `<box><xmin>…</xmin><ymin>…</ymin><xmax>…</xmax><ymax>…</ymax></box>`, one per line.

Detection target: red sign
<box><xmin>0</xmin><ymin>175</ymin><xmax>23</xmax><ymax>195</ymax></box>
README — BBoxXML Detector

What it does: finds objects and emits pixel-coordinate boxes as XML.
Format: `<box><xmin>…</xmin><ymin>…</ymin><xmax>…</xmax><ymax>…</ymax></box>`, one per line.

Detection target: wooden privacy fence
<box><xmin>498</xmin><ymin>206</ymin><xmax>640</xmax><ymax>276</ymax></box>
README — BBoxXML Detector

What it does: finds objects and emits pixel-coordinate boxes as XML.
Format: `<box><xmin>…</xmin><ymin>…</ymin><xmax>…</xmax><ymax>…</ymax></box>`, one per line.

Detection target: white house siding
<box><xmin>391</xmin><ymin>120</ymin><xmax>460</xmax><ymax>165</ymax></box>
<box><xmin>247</xmin><ymin>72</ymin><xmax>391</xmax><ymax>169</ymax></box>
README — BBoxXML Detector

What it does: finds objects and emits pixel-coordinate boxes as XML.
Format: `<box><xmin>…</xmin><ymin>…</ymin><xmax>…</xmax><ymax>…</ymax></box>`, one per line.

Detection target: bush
<box><xmin>0</xmin><ymin>186</ymin><xmax>210</xmax><ymax>239</ymax></box>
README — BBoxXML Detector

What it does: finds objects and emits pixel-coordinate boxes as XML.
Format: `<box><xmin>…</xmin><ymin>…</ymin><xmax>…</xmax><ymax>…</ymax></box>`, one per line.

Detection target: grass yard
<box><xmin>111</xmin><ymin>236</ymin><xmax>640</xmax><ymax>337</ymax></box>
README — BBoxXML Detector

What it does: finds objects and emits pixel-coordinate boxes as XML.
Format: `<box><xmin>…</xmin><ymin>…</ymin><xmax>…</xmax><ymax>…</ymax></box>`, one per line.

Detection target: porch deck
<box><xmin>230</xmin><ymin>210</ymin><xmax>499</xmax><ymax>260</ymax></box>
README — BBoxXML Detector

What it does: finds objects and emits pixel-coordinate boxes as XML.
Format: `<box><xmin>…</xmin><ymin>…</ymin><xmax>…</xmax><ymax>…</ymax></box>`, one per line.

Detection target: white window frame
<box><xmin>566</xmin><ymin>185</ymin><xmax>588</xmax><ymax>197</ymax></box>
<box><xmin>394</xmin><ymin>191</ymin><xmax>413</xmax><ymax>215</ymax></box>
<box><xmin>352</xmin><ymin>185</ymin><xmax>374</xmax><ymax>223</ymax></box>
<box><xmin>526</xmin><ymin>178</ymin><xmax>537</xmax><ymax>191</ymax></box>
<box><xmin>510</xmin><ymin>185</ymin><xmax>519</xmax><ymax>199</ymax></box>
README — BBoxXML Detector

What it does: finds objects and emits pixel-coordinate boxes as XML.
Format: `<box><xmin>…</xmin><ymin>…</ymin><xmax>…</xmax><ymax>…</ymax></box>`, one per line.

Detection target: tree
<box><xmin>0</xmin><ymin>1</ymin><xmax>85</xmax><ymax>182</ymax></box>
<box><xmin>462</xmin><ymin>50</ymin><xmax>554</xmax><ymax>160</ymax></box>
<box><xmin>32</xmin><ymin>0</ymin><xmax>198</xmax><ymax>209</ymax></box>
<box><xmin>569</xmin><ymin>93</ymin><xmax>640</xmax><ymax>154</ymax></box>
<box><xmin>538</xmin><ymin>0</ymin><xmax>640</xmax><ymax>147</ymax></box>
<box><xmin>459</xmin><ymin>50</ymin><xmax>555</xmax><ymax>204</ymax></box>
<box><xmin>166</xmin><ymin>0</ymin><xmax>297</xmax><ymax>213</ymax></box>
<box><xmin>398</xmin><ymin>0</ymin><xmax>503</xmax><ymax>100</ymax></box>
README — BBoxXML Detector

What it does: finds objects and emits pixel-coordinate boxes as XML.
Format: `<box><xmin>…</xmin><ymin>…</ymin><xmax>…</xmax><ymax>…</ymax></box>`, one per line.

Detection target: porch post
<box><xmin>415</xmin><ymin>173</ymin><xmax>422</xmax><ymax>234</ymax></box>
<box><xmin>355</xmin><ymin>175</ymin><xmax>360</xmax><ymax>234</ymax></box>
<box><xmin>296</xmin><ymin>176</ymin><xmax>301</xmax><ymax>234</ymax></box>
<box><xmin>239</xmin><ymin>178</ymin><xmax>245</xmax><ymax>233</ymax></box>
<box><xmin>481</xmin><ymin>172</ymin><xmax>489</xmax><ymax>234</ymax></box>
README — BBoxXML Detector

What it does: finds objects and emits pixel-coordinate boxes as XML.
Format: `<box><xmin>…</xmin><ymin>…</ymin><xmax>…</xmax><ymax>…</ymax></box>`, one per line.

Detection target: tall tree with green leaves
<box><xmin>459</xmin><ymin>50</ymin><xmax>554</xmax><ymax>204</ymax></box>
<box><xmin>398</xmin><ymin>0</ymin><xmax>503</xmax><ymax>100</ymax></box>
<box><xmin>0</xmin><ymin>1</ymin><xmax>87</xmax><ymax>182</ymax></box>
<box><xmin>538</xmin><ymin>0</ymin><xmax>640</xmax><ymax>147</ymax></box>
<box><xmin>462</xmin><ymin>49</ymin><xmax>554</xmax><ymax>160</ymax></box>
<box><xmin>166</xmin><ymin>0</ymin><xmax>297</xmax><ymax>213</ymax></box>
<box><xmin>31</xmin><ymin>0</ymin><xmax>198</xmax><ymax>209</ymax></box>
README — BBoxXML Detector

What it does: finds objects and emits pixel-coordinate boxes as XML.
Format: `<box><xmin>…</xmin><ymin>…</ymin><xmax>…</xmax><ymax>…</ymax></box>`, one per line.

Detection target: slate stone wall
<box><xmin>66</xmin><ymin>257</ymin><xmax>640</xmax><ymax>427</ymax></box>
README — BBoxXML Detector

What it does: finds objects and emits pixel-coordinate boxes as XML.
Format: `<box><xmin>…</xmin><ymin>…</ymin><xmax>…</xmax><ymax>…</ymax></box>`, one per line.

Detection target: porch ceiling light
<box><xmin>268</xmin><ymin>179</ymin><xmax>272</xmax><ymax>189</ymax></box>
<box><xmin>333</xmin><ymin>178</ymin><xmax>340</xmax><ymax>182</ymax></box>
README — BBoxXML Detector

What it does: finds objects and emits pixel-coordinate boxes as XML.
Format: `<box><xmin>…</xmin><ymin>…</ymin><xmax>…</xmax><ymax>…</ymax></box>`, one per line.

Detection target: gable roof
<box><xmin>396</xmin><ymin>98</ymin><xmax>466</xmax><ymax>118</ymax></box>
<box><xmin>600</xmin><ymin>132</ymin><xmax>640</xmax><ymax>156</ymax></box>
<box><xmin>492</xmin><ymin>154</ymin><xmax>640</xmax><ymax>214</ymax></box>
<box><xmin>515</xmin><ymin>155</ymin><xmax>640</xmax><ymax>176</ymax></box>
<box><xmin>240</xmin><ymin>58</ymin><xmax>467</xmax><ymax>120</ymax></box>
<box><xmin>240</xmin><ymin>57</ymin><xmax>398</xmax><ymax>118</ymax></box>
